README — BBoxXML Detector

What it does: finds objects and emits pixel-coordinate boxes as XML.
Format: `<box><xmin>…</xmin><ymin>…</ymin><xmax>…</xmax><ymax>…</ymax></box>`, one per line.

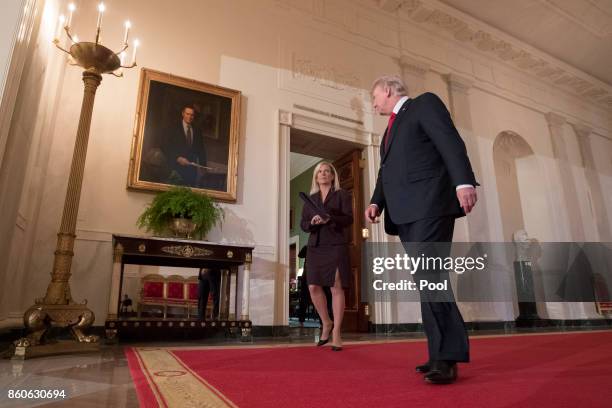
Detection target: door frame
<box><xmin>276</xmin><ymin>109</ymin><xmax>385</xmax><ymax>327</ymax></box>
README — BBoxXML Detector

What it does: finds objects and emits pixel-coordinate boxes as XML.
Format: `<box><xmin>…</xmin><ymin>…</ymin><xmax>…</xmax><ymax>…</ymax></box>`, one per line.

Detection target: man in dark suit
<box><xmin>162</xmin><ymin>105</ymin><xmax>207</xmax><ymax>187</ymax></box>
<box><xmin>198</xmin><ymin>268</ymin><xmax>220</xmax><ymax>320</ymax></box>
<box><xmin>365</xmin><ymin>75</ymin><xmax>478</xmax><ymax>384</ymax></box>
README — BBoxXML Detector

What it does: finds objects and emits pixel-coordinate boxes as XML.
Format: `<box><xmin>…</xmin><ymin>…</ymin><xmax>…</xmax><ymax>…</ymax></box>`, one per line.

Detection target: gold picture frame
<box><xmin>127</xmin><ymin>68</ymin><xmax>241</xmax><ymax>202</ymax></box>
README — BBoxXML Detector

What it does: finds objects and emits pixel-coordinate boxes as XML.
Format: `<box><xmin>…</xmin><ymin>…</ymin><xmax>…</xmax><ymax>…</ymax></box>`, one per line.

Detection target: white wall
<box><xmin>2</xmin><ymin>0</ymin><xmax>612</xmax><ymax>328</ymax></box>
<box><xmin>0</xmin><ymin>0</ymin><xmax>22</xmax><ymax>105</ymax></box>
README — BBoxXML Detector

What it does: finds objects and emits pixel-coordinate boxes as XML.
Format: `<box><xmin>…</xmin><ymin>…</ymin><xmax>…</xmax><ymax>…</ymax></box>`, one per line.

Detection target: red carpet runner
<box><xmin>126</xmin><ymin>330</ymin><xmax>612</xmax><ymax>407</ymax></box>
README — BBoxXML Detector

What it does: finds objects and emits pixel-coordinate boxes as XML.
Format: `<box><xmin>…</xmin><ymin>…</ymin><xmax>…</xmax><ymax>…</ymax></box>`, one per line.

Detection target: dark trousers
<box><xmin>297</xmin><ymin>276</ymin><xmax>311</xmax><ymax>323</ymax></box>
<box><xmin>198</xmin><ymin>268</ymin><xmax>220</xmax><ymax>320</ymax></box>
<box><xmin>397</xmin><ymin>216</ymin><xmax>470</xmax><ymax>363</ymax></box>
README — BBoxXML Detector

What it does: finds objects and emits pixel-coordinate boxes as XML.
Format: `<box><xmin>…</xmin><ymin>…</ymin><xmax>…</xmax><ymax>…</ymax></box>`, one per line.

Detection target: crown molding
<box><xmin>572</xmin><ymin>123</ymin><xmax>593</xmax><ymax>138</ymax></box>
<box><xmin>545</xmin><ymin>112</ymin><xmax>567</xmax><ymax>129</ymax></box>
<box><xmin>444</xmin><ymin>72</ymin><xmax>474</xmax><ymax>94</ymax></box>
<box><xmin>399</xmin><ymin>55</ymin><xmax>430</xmax><ymax>78</ymax></box>
<box><xmin>273</xmin><ymin>0</ymin><xmax>610</xmax><ymax>137</ymax></box>
<box><xmin>374</xmin><ymin>0</ymin><xmax>612</xmax><ymax>109</ymax></box>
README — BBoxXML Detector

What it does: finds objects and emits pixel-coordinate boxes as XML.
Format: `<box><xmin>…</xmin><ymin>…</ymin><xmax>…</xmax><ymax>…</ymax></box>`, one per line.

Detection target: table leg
<box><xmin>241</xmin><ymin>254</ymin><xmax>252</xmax><ymax>320</ymax></box>
<box><xmin>229</xmin><ymin>266</ymin><xmax>238</xmax><ymax>320</ymax></box>
<box><xmin>220</xmin><ymin>269</ymin><xmax>230</xmax><ymax>320</ymax></box>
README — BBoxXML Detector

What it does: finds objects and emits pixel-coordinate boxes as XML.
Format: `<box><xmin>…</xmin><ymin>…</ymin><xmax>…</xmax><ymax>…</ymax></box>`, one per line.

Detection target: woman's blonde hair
<box><xmin>310</xmin><ymin>161</ymin><xmax>341</xmax><ymax>194</ymax></box>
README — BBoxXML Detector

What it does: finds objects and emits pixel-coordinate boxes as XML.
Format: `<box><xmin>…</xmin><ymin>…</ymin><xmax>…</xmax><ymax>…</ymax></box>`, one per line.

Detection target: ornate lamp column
<box><xmin>13</xmin><ymin>3</ymin><xmax>138</xmax><ymax>359</ymax></box>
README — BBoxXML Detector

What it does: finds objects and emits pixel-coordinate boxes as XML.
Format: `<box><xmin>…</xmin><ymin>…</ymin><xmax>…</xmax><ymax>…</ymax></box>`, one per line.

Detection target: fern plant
<box><xmin>137</xmin><ymin>187</ymin><xmax>224</xmax><ymax>238</ymax></box>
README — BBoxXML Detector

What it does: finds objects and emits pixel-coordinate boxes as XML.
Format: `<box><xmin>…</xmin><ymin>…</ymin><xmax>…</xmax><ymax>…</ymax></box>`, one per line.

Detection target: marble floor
<box><xmin>0</xmin><ymin>327</ymin><xmax>360</xmax><ymax>407</ymax></box>
<box><xmin>1</xmin><ymin>326</ymin><xmax>610</xmax><ymax>407</ymax></box>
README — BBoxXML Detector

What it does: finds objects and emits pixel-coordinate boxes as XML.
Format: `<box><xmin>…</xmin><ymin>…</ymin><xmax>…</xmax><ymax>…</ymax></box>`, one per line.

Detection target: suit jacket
<box><xmin>300</xmin><ymin>188</ymin><xmax>353</xmax><ymax>247</ymax></box>
<box><xmin>370</xmin><ymin>92</ymin><xmax>478</xmax><ymax>235</ymax></box>
<box><xmin>162</xmin><ymin>122</ymin><xmax>207</xmax><ymax>187</ymax></box>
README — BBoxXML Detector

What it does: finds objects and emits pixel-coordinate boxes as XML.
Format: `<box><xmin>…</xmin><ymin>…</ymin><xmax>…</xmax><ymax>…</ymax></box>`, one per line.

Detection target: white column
<box><xmin>573</xmin><ymin>124</ymin><xmax>611</xmax><ymax>241</ymax></box>
<box><xmin>444</xmin><ymin>73</ymin><xmax>491</xmax><ymax>242</ymax></box>
<box><xmin>0</xmin><ymin>0</ymin><xmax>32</xmax><ymax>168</ymax></box>
<box><xmin>276</xmin><ymin>110</ymin><xmax>292</xmax><ymax>326</ymax></box>
<box><xmin>365</xmin><ymin>132</ymin><xmax>394</xmax><ymax>328</ymax></box>
<box><xmin>545</xmin><ymin>112</ymin><xmax>584</xmax><ymax>241</ymax></box>
<box><xmin>399</xmin><ymin>56</ymin><xmax>430</xmax><ymax>97</ymax></box>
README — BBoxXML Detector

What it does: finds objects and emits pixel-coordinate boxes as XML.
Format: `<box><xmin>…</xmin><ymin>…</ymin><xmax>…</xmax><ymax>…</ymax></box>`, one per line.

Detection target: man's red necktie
<box><xmin>385</xmin><ymin>112</ymin><xmax>397</xmax><ymax>151</ymax></box>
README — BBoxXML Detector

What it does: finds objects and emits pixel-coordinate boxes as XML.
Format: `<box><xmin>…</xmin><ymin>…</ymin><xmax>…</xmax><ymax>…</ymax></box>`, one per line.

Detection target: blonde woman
<box><xmin>300</xmin><ymin>162</ymin><xmax>353</xmax><ymax>351</ymax></box>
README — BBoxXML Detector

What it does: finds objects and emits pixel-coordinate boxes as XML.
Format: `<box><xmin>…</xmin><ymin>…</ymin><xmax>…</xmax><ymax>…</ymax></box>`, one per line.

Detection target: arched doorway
<box><xmin>493</xmin><ymin>131</ymin><xmax>537</xmax><ymax>241</ymax></box>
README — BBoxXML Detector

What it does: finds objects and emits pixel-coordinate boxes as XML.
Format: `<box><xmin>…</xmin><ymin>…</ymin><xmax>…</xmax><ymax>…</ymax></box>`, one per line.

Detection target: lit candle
<box><xmin>123</xmin><ymin>21</ymin><xmax>131</xmax><ymax>44</ymax></box>
<box><xmin>55</xmin><ymin>14</ymin><xmax>66</xmax><ymax>39</ymax></box>
<box><xmin>131</xmin><ymin>39</ymin><xmax>139</xmax><ymax>64</ymax></box>
<box><xmin>120</xmin><ymin>51</ymin><xmax>126</xmax><ymax>66</ymax></box>
<box><xmin>73</xmin><ymin>35</ymin><xmax>79</xmax><ymax>43</ymax></box>
<box><xmin>96</xmin><ymin>3</ymin><xmax>106</xmax><ymax>30</ymax></box>
<box><xmin>67</xmin><ymin>3</ymin><xmax>75</xmax><ymax>28</ymax></box>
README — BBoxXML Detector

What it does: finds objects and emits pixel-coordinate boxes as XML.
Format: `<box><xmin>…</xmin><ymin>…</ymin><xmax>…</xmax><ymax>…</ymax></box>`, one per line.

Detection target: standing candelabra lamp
<box><xmin>13</xmin><ymin>3</ymin><xmax>139</xmax><ymax>359</ymax></box>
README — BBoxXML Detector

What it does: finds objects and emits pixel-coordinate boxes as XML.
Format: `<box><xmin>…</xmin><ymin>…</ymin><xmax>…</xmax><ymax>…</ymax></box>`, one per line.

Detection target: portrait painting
<box><xmin>127</xmin><ymin>68</ymin><xmax>241</xmax><ymax>202</ymax></box>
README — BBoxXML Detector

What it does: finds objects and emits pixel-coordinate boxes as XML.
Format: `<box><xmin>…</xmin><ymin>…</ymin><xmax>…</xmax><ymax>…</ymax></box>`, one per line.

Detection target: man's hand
<box><xmin>457</xmin><ymin>186</ymin><xmax>477</xmax><ymax>214</ymax></box>
<box><xmin>177</xmin><ymin>156</ymin><xmax>190</xmax><ymax>166</ymax></box>
<box><xmin>365</xmin><ymin>204</ymin><xmax>380</xmax><ymax>223</ymax></box>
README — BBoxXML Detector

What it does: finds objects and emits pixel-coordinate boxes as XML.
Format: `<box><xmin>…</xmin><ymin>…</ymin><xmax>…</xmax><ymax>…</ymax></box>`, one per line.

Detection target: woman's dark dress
<box><xmin>300</xmin><ymin>188</ymin><xmax>353</xmax><ymax>288</ymax></box>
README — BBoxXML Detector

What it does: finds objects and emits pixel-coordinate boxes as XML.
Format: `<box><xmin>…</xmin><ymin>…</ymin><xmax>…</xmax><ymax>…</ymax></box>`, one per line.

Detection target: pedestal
<box><xmin>514</xmin><ymin>261</ymin><xmax>540</xmax><ymax>324</ymax></box>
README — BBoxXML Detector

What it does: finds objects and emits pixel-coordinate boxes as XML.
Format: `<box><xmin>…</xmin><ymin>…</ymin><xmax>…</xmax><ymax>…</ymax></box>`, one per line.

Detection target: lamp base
<box><xmin>11</xmin><ymin>303</ymin><xmax>99</xmax><ymax>360</ymax></box>
<box><xmin>11</xmin><ymin>339</ymin><xmax>100</xmax><ymax>360</ymax></box>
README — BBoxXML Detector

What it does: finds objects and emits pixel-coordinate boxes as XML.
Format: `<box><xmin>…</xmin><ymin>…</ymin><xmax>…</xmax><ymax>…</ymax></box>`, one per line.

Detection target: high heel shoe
<box><xmin>331</xmin><ymin>346</ymin><xmax>343</xmax><ymax>351</ymax></box>
<box><xmin>317</xmin><ymin>323</ymin><xmax>333</xmax><ymax>346</ymax></box>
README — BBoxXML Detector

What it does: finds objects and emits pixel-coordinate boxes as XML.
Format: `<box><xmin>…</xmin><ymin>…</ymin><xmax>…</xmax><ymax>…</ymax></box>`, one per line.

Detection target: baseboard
<box><xmin>252</xmin><ymin>325</ymin><xmax>290</xmax><ymax>337</ymax></box>
<box><xmin>369</xmin><ymin>319</ymin><xmax>612</xmax><ymax>334</ymax></box>
<box><xmin>0</xmin><ymin>315</ymin><xmax>23</xmax><ymax>330</ymax></box>
<box><xmin>536</xmin><ymin>318</ymin><xmax>612</xmax><ymax>328</ymax></box>
<box><xmin>368</xmin><ymin>323</ymin><xmax>424</xmax><ymax>334</ymax></box>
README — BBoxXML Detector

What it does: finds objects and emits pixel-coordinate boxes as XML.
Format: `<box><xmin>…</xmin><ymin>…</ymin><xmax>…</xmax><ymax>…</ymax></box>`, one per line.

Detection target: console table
<box><xmin>105</xmin><ymin>234</ymin><xmax>254</xmax><ymax>340</ymax></box>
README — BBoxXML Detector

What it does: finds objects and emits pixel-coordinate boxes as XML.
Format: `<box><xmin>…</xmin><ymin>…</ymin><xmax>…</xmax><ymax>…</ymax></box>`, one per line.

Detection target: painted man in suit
<box><xmin>162</xmin><ymin>105</ymin><xmax>207</xmax><ymax>187</ymax></box>
<box><xmin>365</xmin><ymin>75</ymin><xmax>478</xmax><ymax>384</ymax></box>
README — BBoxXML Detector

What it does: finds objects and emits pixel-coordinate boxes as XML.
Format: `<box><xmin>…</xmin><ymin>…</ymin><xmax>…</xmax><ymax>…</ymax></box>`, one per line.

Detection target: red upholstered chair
<box><xmin>186</xmin><ymin>276</ymin><xmax>199</xmax><ymax>318</ymax></box>
<box><xmin>137</xmin><ymin>274</ymin><xmax>166</xmax><ymax>317</ymax></box>
<box><xmin>165</xmin><ymin>275</ymin><xmax>188</xmax><ymax>318</ymax></box>
<box><xmin>593</xmin><ymin>273</ymin><xmax>612</xmax><ymax>315</ymax></box>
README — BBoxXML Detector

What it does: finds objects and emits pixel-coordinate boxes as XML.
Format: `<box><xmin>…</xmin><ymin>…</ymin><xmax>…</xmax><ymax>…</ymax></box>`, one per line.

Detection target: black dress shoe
<box><xmin>331</xmin><ymin>346</ymin><xmax>343</xmax><ymax>351</ymax></box>
<box><xmin>317</xmin><ymin>324</ymin><xmax>333</xmax><ymax>346</ymax></box>
<box><xmin>415</xmin><ymin>362</ymin><xmax>431</xmax><ymax>374</ymax></box>
<box><xmin>424</xmin><ymin>361</ymin><xmax>457</xmax><ymax>384</ymax></box>
<box><xmin>317</xmin><ymin>338</ymin><xmax>329</xmax><ymax>346</ymax></box>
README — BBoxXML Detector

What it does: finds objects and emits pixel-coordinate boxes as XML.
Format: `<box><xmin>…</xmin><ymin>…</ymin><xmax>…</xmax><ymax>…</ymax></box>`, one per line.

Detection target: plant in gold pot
<box><xmin>137</xmin><ymin>187</ymin><xmax>223</xmax><ymax>239</ymax></box>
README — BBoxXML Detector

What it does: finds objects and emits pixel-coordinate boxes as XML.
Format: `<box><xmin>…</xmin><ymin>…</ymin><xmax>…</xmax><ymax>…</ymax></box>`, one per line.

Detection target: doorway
<box><xmin>287</xmin><ymin>127</ymin><xmax>368</xmax><ymax>332</ymax></box>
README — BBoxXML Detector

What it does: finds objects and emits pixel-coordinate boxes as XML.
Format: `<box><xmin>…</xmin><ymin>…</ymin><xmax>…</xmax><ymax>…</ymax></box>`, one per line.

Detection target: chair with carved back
<box><xmin>165</xmin><ymin>274</ymin><xmax>188</xmax><ymax>318</ymax></box>
<box><xmin>137</xmin><ymin>274</ymin><xmax>166</xmax><ymax>317</ymax></box>
<box><xmin>185</xmin><ymin>275</ymin><xmax>200</xmax><ymax>318</ymax></box>
<box><xmin>594</xmin><ymin>273</ymin><xmax>612</xmax><ymax>315</ymax></box>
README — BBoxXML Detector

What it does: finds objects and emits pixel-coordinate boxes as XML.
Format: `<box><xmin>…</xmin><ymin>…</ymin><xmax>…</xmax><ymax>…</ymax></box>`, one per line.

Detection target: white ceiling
<box><xmin>439</xmin><ymin>0</ymin><xmax>612</xmax><ymax>85</ymax></box>
<box><xmin>290</xmin><ymin>152</ymin><xmax>322</xmax><ymax>180</ymax></box>
<box><xmin>289</xmin><ymin>128</ymin><xmax>363</xmax><ymax>179</ymax></box>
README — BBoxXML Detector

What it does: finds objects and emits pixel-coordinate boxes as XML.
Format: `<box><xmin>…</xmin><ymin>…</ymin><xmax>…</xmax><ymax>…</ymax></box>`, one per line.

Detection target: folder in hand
<box><xmin>299</xmin><ymin>192</ymin><xmax>330</xmax><ymax>220</ymax></box>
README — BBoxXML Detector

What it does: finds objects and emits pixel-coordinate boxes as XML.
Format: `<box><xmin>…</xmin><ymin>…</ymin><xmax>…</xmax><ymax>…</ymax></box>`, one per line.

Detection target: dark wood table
<box><xmin>105</xmin><ymin>234</ymin><xmax>254</xmax><ymax>340</ymax></box>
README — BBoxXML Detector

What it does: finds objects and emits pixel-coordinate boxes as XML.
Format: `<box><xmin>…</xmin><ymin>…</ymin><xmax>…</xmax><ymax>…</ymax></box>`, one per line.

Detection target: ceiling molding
<box><xmin>375</xmin><ymin>0</ymin><xmax>612</xmax><ymax>109</ymax></box>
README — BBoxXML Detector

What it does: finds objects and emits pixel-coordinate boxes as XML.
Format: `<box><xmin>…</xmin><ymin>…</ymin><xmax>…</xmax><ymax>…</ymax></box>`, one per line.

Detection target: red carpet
<box><xmin>126</xmin><ymin>330</ymin><xmax>612</xmax><ymax>407</ymax></box>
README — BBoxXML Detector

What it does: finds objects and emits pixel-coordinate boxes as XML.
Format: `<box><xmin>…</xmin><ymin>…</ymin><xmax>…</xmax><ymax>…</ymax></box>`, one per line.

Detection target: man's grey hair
<box><xmin>371</xmin><ymin>75</ymin><xmax>408</xmax><ymax>96</ymax></box>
